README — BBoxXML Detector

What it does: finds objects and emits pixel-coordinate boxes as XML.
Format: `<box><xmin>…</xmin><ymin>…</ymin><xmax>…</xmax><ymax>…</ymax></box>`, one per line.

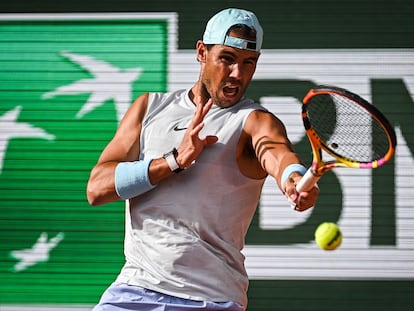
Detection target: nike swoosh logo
<box><xmin>173</xmin><ymin>125</ymin><xmax>188</xmax><ymax>131</ymax></box>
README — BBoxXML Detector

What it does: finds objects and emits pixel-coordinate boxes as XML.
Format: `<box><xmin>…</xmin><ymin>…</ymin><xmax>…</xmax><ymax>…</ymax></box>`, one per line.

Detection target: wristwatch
<box><xmin>163</xmin><ymin>148</ymin><xmax>183</xmax><ymax>173</ymax></box>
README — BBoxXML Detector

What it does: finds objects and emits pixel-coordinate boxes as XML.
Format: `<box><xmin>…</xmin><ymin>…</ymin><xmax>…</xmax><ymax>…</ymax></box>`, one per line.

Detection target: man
<box><xmin>87</xmin><ymin>8</ymin><xmax>319</xmax><ymax>311</ymax></box>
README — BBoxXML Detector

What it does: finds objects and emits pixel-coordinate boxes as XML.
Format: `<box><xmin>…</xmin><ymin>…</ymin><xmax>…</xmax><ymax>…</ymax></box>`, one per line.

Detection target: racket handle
<box><xmin>295</xmin><ymin>168</ymin><xmax>320</xmax><ymax>192</ymax></box>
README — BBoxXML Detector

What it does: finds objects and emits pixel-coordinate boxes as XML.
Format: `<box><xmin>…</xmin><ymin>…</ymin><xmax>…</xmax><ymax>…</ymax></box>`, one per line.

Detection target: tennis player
<box><xmin>87</xmin><ymin>8</ymin><xmax>319</xmax><ymax>311</ymax></box>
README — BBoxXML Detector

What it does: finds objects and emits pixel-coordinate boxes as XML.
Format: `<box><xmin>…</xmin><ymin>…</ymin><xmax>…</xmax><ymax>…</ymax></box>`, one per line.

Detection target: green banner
<box><xmin>0</xmin><ymin>13</ymin><xmax>171</xmax><ymax>305</ymax></box>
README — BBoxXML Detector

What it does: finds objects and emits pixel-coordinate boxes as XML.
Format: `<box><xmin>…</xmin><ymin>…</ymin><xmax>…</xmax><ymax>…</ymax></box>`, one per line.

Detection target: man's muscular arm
<box><xmin>242</xmin><ymin>110</ymin><xmax>319</xmax><ymax>211</ymax></box>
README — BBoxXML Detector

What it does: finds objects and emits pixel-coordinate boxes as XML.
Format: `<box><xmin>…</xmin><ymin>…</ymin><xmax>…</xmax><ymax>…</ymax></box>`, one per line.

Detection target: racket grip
<box><xmin>295</xmin><ymin>168</ymin><xmax>320</xmax><ymax>192</ymax></box>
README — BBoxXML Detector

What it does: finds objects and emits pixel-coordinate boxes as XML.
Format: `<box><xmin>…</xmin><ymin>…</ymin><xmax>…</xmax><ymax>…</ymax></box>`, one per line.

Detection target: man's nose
<box><xmin>229</xmin><ymin>63</ymin><xmax>242</xmax><ymax>79</ymax></box>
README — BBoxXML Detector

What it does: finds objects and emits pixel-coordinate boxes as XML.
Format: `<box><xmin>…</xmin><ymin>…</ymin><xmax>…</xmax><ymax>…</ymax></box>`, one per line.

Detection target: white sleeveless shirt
<box><xmin>116</xmin><ymin>89</ymin><xmax>266</xmax><ymax>307</ymax></box>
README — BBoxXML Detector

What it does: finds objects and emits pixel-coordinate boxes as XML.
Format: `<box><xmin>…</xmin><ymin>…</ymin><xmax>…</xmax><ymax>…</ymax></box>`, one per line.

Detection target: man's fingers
<box><xmin>202</xmin><ymin>99</ymin><xmax>214</xmax><ymax>116</ymax></box>
<box><xmin>191</xmin><ymin>98</ymin><xmax>214</xmax><ymax>128</ymax></box>
<box><xmin>204</xmin><ymin>135</ymin><xmax>219</xmax><ymax>145</ymax></box>
<box><xmin>191</xmin><ymin>122</ymin><xmax>205</xmax><ymax>136</ymax></box>
<box><xmin>190</xmin><ymin>124</ymin><xmax>218</xmax><ymax>145</ymax></box>
<box><xmin>292</xmin><ymin>186</ymin><xmax>319</xmax><ymax>212</ymax></box>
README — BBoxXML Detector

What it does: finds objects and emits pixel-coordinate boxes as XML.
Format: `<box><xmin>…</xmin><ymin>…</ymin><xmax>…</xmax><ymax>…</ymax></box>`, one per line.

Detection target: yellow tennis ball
<box><xmin>315</xmin><ymin>222</ymin><xmax>342</xmax><ymax>250</ymax></box>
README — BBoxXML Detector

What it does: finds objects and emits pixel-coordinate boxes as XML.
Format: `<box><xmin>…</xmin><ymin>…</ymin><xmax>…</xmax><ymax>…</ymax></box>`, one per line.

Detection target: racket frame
<box><xmin>296</xmin><ymin>85</ymin><xmax>397</xmax><ymax>192</ymax></box>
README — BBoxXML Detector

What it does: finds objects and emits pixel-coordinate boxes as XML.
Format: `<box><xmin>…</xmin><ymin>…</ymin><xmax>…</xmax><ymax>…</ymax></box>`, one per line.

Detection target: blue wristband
<box><xmin>114</xmin><ymin>159</ymin><xmax>156</xmax><ymax>200</ymax></box>
<box><xmin>281</xmin><ymin>164</ymin><xmax>307</xmax><ymax>186</ymax></box>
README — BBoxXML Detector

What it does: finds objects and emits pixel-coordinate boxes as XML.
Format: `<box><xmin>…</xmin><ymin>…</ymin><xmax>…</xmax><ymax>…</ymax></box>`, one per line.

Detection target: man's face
<box><xmin>198</xmin><ymin>37</ymin><xmax>260</xmax><ymax>108</ymax></box>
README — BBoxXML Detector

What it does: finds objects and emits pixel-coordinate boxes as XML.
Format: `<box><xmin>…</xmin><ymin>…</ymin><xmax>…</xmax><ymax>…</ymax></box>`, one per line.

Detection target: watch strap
<box><xmin>163</xmin><ymin>148</ymin><xmax>183</xmax><ymax>173</ymax></box>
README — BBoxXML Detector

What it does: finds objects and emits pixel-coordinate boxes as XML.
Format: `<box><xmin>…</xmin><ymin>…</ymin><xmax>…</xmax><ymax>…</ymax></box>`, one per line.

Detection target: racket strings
<box><xmin>307</xmin><ymin>94</ymin><xmax>391</xmax><ymax>162</ymax></box>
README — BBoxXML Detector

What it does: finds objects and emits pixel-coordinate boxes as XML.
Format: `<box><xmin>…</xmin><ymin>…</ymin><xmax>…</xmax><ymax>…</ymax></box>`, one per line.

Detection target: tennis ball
<box><xmin>314</xmin><ymin>222</ymin><xmax>342</xmax><ymax>250</ymax></box>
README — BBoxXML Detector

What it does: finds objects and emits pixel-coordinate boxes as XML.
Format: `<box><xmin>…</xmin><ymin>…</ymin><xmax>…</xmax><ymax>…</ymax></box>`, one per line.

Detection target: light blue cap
<box><xmin>203</xmin><ymin>8</ymin><xmax>263</xmax><ymax>52</ymax></box>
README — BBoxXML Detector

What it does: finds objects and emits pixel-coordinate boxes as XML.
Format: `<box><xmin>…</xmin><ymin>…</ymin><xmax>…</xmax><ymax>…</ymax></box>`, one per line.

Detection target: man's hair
<box><xmin>227</xmin><ymin>24</ymin><xmax>257</xmax><ymax>41</ymax></box>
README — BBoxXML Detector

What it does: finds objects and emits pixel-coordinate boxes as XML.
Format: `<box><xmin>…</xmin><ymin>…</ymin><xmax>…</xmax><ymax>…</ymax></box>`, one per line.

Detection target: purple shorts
<box><xmin>92</xmin><ymin>283</ymin><xmax>244</xmax><ymax>311</ymax></box>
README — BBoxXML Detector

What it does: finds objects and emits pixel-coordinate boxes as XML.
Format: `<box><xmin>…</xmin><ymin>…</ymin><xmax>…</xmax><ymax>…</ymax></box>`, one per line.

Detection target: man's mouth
<box><xmin>223</xmin><ymin>85</ymin><xmax>239</xmax><ymax>97</ymax></box>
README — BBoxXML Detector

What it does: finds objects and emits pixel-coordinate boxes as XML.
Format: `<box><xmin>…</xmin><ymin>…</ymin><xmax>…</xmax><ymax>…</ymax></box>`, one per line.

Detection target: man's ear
<box><xmin>196</xmin><ymin>40</ymin><xmax>207</xmax><ymax>63</ymax></box>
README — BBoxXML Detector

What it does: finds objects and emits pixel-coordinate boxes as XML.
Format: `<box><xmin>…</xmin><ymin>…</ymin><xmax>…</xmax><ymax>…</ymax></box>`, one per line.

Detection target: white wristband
<box><xmin>164</xmin><ymin>151</ymin><xmax>180</xmax><ymax>171</ymax></box>
<box><xmin>163</xmin><ymin>148</ymin><xmax>183</xmax><ymax>173</ymax></box>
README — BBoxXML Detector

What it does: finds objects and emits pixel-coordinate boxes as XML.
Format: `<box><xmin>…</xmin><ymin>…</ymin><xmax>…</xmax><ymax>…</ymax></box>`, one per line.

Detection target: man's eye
<box><xmin>221</xmin><ymin>56</ymin><xmax>233</xmax><ymax>63</ymax></box>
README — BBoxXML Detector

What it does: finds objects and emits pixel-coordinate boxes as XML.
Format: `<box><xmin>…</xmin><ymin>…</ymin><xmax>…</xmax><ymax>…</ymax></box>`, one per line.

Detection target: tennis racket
<box><xmin>296</xmin><ymin>85</ymin><xmax>397</xmax><ymax>192</ymax></box>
